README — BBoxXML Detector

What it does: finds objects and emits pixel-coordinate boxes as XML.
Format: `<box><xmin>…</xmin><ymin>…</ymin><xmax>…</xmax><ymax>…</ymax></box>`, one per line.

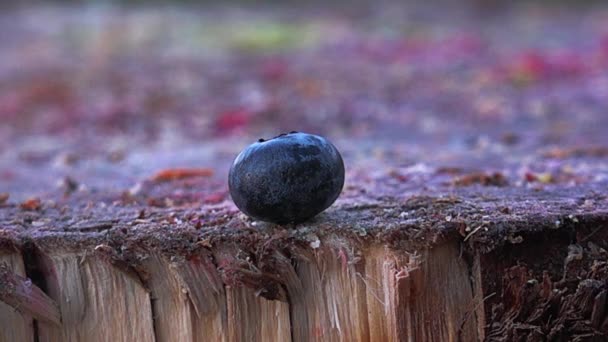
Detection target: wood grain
<box><xmin>36</xmin><ymin>252</ymin><xmax>155</xmax><ymax>342</ymax></box>
<box><xmin>0</xmin><ymin>252</ymin><xmax>34</xmax><ymax>342</ymax></box>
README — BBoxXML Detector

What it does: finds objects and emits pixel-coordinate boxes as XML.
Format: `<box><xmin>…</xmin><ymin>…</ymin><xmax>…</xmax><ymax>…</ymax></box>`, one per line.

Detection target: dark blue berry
<box><xmin>229</xmin><ymin>132</ymin><xmax>345</xmax><ymax>224</ymax></box>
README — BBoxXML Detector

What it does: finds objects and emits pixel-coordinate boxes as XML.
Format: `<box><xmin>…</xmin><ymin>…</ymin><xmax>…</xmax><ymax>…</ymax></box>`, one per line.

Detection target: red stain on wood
<box><xmin>203</xmin><ymin>192</ymin><xmax>226</xmax><ymax>204</ymax></box>
<box><xmin>20</xmin><ymin>198</ymin><xmax>41</xmax><ymax>211</ymax></box>
<box><xmin>150</xmin><ymin>168</ymin><xmax>214</xmax><ymax>182</ymax></box>
<box><xmin>216</xmin><ymin>108</ymin><xmax>252</xmax><ymax>132</ymax></box>
<box><xmin>543</xmin><ymin>146</ymin><xmax>608</xmax><ymax>159</ymax></box>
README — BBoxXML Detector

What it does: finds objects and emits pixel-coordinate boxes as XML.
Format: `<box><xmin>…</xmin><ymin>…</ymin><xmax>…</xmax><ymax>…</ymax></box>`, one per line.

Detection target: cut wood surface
<box><xmin>2</xmin><ymin>2</ymin><xmax>608</xmax><ymax>341</ymax></box>
<box><xmin>35</xmin><ymin>250</ymin><xmax>155</xmax><ymax>342</ymax></box>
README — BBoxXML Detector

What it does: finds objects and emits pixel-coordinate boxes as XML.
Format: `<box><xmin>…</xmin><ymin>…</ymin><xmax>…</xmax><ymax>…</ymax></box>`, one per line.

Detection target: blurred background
<box><xmin>1</xmin><ymin>0</ymin><xmax>607</xmax><ymax>200</ymax></box>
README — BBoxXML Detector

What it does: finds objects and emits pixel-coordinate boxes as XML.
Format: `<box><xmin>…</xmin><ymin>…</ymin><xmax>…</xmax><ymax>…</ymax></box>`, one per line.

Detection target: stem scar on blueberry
<box><xmin>229</xmin><ymin>132</ymin><xmax>345</xmax><ymax>225</ymax></box>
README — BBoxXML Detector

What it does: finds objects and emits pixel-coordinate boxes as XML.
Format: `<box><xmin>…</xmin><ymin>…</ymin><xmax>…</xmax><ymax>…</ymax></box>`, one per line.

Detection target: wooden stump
<box><xmin>2</xmin><ymin>3</ymin><xmax>608</xmax><ymax>341</ymax></box>
<box><xmin>1</xmin><ymin>236</ymin><xmax>483</xmax><ymax>341</ymax></box>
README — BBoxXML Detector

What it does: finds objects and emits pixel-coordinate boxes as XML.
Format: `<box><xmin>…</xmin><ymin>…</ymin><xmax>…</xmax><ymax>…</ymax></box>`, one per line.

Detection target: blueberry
<box><xmin>229</xmin><ymin>132</ymin><xmax>345</xmax><ymax>224</ymax></box>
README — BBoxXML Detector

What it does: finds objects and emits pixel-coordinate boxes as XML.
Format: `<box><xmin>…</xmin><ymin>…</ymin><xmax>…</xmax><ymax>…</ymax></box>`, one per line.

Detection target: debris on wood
<box><xmin>0</xmin><ymin>263</ymin><xmax>61</xmax><ymax>326</ymax></box>
<box><xmin>150</xmin><ymin>168</ymin><xmax>214</xmax><ymax>182</ymax></box>
<box><xmin>20</xmin><ymin>198</ymin><xmax>41</xmax><ymax>211</ymax></box>
<box><xmin>452</xmin><ymin>172</ymin><xmax>508</xmax><ymax>187</ymax></box>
